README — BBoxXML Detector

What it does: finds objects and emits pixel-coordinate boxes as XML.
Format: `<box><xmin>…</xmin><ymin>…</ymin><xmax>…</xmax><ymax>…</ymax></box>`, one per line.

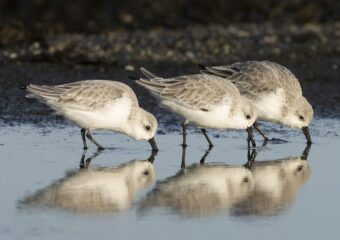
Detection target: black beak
<box><xmin>147</xmin><ymin>150</ymin><xmax>158</xmax><ymax>164</ymax></box>
<box><xmin>301</xmin><ymin>143</ymin><xmax>311</xmax><ymax>160</ymax></box>
<box><xmin>302</xmin><ymin>126</ymin><xmax>312</xmax><ymax>144</ymax></box>
<box><xmin>148</xmin><ymin>137</ymin><xmax>158</xmax><ymax>153</ymax></box>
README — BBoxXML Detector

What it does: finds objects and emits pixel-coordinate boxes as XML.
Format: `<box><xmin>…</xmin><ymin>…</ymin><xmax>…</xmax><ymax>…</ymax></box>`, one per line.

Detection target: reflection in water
<box><xmin>21</xmin><ymin>151</ymin><xmax>156</xmax><ymax>213</ymax></box>
<box><xmin>233</xmin><ymin>145</ymin><xmax>311</xmax><ymax>216</ymax></box>
<box><xmin>79</xmin><ymin>149</ymin><xmax>102</xmax><ymax>168</ymax></box>
<box><xmin>181</xmin><ymin>145</ymin><xmax>213</xmax><ymax>169</ymax></box>
<box><xmin>140</xmin><ymin>148</ymin><xmax>254</xmax><ymax>217</ymax></box>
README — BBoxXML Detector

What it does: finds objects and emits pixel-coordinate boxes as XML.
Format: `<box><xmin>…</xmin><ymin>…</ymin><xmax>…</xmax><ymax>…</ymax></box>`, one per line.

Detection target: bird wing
<box><xmin>200</xmin><ymin>61</ymin><xmax>301</xmax><ymax>99</ymax></box>
<box><xmin>140</xmin><ymin>67</ymin><xmax>159</xmax><ymax>79</ymax></box>
<box><xmin>26</xmin><ymin>80</ymin><xmax>138</xmax><ymax>111</ymax></box>
<box><xmin>136</xmin><ymin>73</ymin><xmax>239</xmax><ymax>111</ymax></box>
<box><xmin>261</xmin><ymin>61</ymin><xmax>303</xmax><ymax>96</ymax></box>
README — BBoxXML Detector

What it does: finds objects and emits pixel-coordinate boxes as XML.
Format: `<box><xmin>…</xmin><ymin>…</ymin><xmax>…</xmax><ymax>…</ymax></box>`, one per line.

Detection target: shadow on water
<box><xmin>19</xmin><ymin>151</ymin><xmax>158</xmax><ymax>214</ymax></box>
<box><xmin>139</xmin><ymin>144</ymin><xmax>311</xmax><ymax>218</ymax></box>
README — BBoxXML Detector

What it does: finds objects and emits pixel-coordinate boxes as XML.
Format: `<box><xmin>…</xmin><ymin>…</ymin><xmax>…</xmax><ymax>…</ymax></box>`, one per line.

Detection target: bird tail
<box><xmin>128</xmin><ymin>67</ymin><xmax>159</xmax><ymax>82</ymax></box>
<box><xmin>197</xmin><ymin>64</ymin><xmax>207</xmax><ymax>70</ymax></box>
<box><xmin>22</xmin><ymin>84</ymin><xmax>62</xmax><ymax>101</ymax></box>
<box><xmin>140</xmin><ymin>67</ymin><xmax>159</xmax><ymax>79</ymax></box>
<box><xmin>128</xmin><ymin>75</ymin><xmax>139</xmax><ymax>81</ymax></box>
<box><xmin>198</xmin><ymin>64</ymin><xmax>237</xmax><ymax>78</ymax></box>
<box><xmin>19</xmin><ymin>83</ymin><xmax>27</xmax><ymax>90</ymax></box>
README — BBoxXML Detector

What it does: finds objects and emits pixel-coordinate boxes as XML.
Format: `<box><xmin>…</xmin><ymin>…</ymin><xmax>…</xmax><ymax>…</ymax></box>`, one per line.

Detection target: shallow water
<box><xmin>0</xmin><ymin>118</ymin><xmax>339</xmax><ymax>240</ymax></box>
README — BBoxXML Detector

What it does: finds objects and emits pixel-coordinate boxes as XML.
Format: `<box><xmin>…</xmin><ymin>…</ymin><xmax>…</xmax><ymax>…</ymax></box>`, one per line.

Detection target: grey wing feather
<box><xmin>26</xmin><ymin>80</ymin><xmax>137</xmax><ymax>111</ymax></box>
<box><xmin>201</xmin><ymin>61</ymin><xmax>278</xmax><ymax>98</ymax></box>
<box><xmin>201</xmin><ymin>61</ymin><xmax>302</xmax><ymax>98</ymax></box>
<box><xmin>140</xmin><ymin>67</ymin><xmax>159</xmax><ymax>79</ymax></box>
<box><xmin>26</xmin><ymin>85</ymin><xmax>63</xmax><ymax>100</ymax></box>
<box><xmin>261</xmin><ymin>61</ymin><xmax>302</xmax><ymax>95</ymax></box>
<box><xmin>136</xmin><ymin>74</ymin><xmax>239</xmax><ymax>111</ymax></box>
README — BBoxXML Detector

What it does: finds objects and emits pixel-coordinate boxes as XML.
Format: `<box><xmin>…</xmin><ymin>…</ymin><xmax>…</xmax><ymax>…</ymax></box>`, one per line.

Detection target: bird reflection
<box><xmin>21</xmin><ymin>151</ymin><xmax>157</xmax><ymax>213</ymax></box>
<box><xmin>79</xmin><ymin>149</ymin><xmax>102</xmax><ymax>168</ymax></box>
<box><xmin>140</xmin><ymin>148</ymin><xmax>254</xmax><ymax>217</ymax></box>
<box><xmin>232</xmin><ymin>144</ymin><xmax>311</xmax><ymax>216</ymax></box>
<box><xmin>181</xmin><ymin>145</ymin><xmax>213</xmax><ymax>169</ymax></box>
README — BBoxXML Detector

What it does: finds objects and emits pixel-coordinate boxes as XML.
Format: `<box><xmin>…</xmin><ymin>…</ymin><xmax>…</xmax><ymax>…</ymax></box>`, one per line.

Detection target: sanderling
<box><xmin>199</xmin><ymin>61</ymin><xmax>313</xmax><ymax>143</ymax></box>
<box><xmin>21</xmin><ymin>80</ymin><xmax>158</xmax><ymax>151</ymax></box>
<box><xmin>21</xmin><ymin>159</ymin><xmax>155</xmax><ymax>213</ymax></box>
<box><xmin>133</xmin><ymin>68</ymin><xmax>257</xmax><ymax>147</ymax></box>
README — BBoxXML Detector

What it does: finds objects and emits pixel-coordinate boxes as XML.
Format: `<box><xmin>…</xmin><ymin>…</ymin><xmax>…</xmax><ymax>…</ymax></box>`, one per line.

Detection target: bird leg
<box><xmin>200</xmin><ymin>145</ymin><xmax>213</xmax><ymax>165</ymax></box>
<box><xmin>246</xmin><ymin>126</ymin><xmax>256</xmax><ymax>147</ymax></box>
<box><xmin>79</xmin><ymin>149</ymin><xmax>102</xmax><ymax>168</ymax></box>
<box><xmin>85</xmin><ymin>131</ymin><xmax>105</xmax><ymax>150</ymax></box>
<box><xmin>79</xmin><ymin>149</ymin><xmax>87</xmax><ymax>168</ymax></box>
<box><xmin>244</xmin><ymin>148</ymin><xmax>257</xmax><ymax>169</ymax></box>
<box><xmin>253</xmin><ymin>122</ymin><xmax>269</xmax><ymax>142</ymax></box>
<box><xmin>181</xmin><ymin>143</ymin><xmax>187</xmax><ymax>170</ymax></box>
<box><xmin>81</xmin><ymin>129</ymin><xmax>88</xmax><ymax>150</ymax></box>
<box><xmin>200</xmin><ymin>128</ymin><xmax>214</xmax><ymax>148</ymax></box>
<box><xmin>182</xmin><ymin>122</ymin><xmax>188</xmax><ymax>147</ymax></box>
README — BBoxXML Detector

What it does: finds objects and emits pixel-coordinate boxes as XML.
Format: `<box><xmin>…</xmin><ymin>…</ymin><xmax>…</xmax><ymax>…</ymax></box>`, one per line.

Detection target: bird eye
<box><xmin>246</xmin><ymin>115</ymin><xmax>251</xmax><ymax>119</ymax></box>
<box><xmin>143</xmin><ymin>170</ymin><xmax>149</xmax><ymax>175</ymax></box>
<box><xmin>299</xmin><ymin>116</ymin><xmax>305</xmax><ymax>121</ymax></box>
<box><xmin>145</xmin><ymin>125</ymin><xmax>151</xmax><ymax>130</ymax></box>
<box><xmin>296</xmin><ymin>165</ymin><xmax>304</xmax><ymax>172</ymax></box>
<box><xmin>243</xmin><ymin>177</ymin><xmax>249</xmax><ymax>183</ymax></box>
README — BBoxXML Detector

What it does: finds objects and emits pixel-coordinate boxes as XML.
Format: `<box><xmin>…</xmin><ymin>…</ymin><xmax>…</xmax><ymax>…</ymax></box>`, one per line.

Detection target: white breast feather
<box><xmin>254</xmin><ymin>88</ymin><xmax>285</xmax><ymax>122</ymax></box>
<box><xmin>161</xmin><ymin>100</ymin><xmax>233</xmax><ymax>129</ymax></box>
<box><xmin>60</xmin><ymin>95</ymin><xmax>133</xmax><ymax>130</ymax></box>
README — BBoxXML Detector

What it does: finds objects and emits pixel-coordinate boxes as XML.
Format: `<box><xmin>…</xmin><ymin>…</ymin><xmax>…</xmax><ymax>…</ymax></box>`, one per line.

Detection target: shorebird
<box><xmin>21</xmin><ymin>80</ymin><xmax>158</xmax><ymax>151</ymax></box>
<box><xmin>132</xmin><ymin>68</ymin><xmax>257</xmax><ymax>147</ymax></box>
<box><xmin>199</xmin><ymin>61</ymin><xmax>313</xmax><ymax>143</ymax></box>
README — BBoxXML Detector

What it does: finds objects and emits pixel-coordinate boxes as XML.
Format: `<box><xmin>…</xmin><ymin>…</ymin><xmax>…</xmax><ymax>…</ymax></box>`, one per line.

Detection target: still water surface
<box><xmin>0</xmin><ymin>118</ymin><xmax>339</xmax><ymax>239</ymax></box>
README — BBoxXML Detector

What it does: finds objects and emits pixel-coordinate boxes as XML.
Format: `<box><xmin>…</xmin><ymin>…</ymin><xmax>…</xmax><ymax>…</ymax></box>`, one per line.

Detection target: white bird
<box><xmin>21</xmin><ymin>159</ymin><xmax>156</xmax><ymax>213</ymax></box>
<box><xmin>199</xmin><ymin>61</ymin><xmax>313</xmax><ymax>143</ymax></box>
<box><xmin>21</xmin><ymin>80</ymin><xmax>158</xmax><ymax>151</ymax></box>
<box><xmin>133</xmin><ymin>68</ymin><xmax>257</xmax><ymax>147</ymax></box>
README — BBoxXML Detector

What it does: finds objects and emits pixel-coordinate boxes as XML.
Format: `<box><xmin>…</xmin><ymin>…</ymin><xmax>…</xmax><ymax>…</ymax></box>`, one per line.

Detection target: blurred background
<box><xmin>1</xmin><ymin>0</ymin><xmax>339</xmax><ymax>34</ymax></box>
<box><xmin>0</xmin><ymin>0</ymin><xmax>339</xmax><ymax>124</ymax></box>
